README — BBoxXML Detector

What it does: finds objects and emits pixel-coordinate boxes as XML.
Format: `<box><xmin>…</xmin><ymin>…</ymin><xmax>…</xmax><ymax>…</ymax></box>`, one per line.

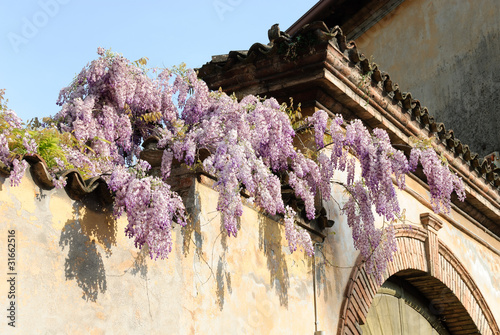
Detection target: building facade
<box><xmin>1</xmin><ymin>3</ymin><xmax>500</xmax><ymax>334</ymax></box>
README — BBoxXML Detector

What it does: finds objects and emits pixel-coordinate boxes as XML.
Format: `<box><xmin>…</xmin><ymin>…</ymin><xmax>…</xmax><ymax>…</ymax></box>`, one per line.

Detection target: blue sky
<box><xmin>1</xmin><ymin>0</ymin><xmax>317</xmax><ymax>122</ymax></box>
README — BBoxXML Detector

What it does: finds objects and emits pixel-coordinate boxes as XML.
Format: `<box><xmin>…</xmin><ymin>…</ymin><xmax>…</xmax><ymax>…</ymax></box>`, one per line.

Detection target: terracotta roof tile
<box><xmin>1</xmin><ymin>154</ymin><xmax>113</xmax><ymax>211</ymax></box>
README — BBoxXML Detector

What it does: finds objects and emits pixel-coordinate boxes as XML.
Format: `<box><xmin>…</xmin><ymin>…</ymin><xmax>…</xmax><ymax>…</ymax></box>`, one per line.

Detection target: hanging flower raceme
<box><xmin>306</xmin><ymin>110</ymin><xmax>465</xmax><ymax>281</ymax></box>
<box><xmin>0</xmin><ymin>110</ymin><xmax>27</xmax><ymax>185</ymax></box>
<box><xmin>409</xmin><ymin>146</ymin><xmax>465</xmax><ymax>213</ymax></box>
<box><xmin>108</xmin><ymin>161</ymin><xmax>187</xmax><ymax>259</ymax></box>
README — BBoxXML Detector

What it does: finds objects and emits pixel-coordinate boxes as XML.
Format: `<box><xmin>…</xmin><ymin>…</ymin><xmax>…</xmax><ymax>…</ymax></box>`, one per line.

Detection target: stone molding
<box><xmin>420</xmin><ymin>212</ymin><xmax>444</xmax><ymax>232</ymax></box>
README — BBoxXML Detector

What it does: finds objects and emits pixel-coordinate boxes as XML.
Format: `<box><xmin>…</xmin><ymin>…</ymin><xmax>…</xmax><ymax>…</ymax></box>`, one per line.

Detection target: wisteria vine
<box><xmin>0</xmin><ymin>49</ymin><xmax>465</xmax><ymax>280</ymax></box>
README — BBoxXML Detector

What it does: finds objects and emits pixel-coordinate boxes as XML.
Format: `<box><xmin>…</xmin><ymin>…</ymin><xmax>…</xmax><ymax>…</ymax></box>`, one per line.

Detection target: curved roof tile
<box><xmin>1</xmin><ymin>154</ymin><xmax>113</xmax><ymax>211</ymax></box>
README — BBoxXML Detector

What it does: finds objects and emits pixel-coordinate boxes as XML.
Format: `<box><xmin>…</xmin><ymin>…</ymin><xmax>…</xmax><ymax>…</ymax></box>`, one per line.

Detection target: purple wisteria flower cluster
<box><xmin>0</xmin><ymin>49</ymin><xmax>466</xmax><ymax>276</ymax></box>
<box><xmin>108</xmin><ymin>160</ymin><xmax>187</xmax><ymax>259</ymax></box>
<box><xmin>0</xmin><ymin>110</ymin><xmax>29</xmax><ymax>186</ymax></box>
<box><xmin>410</xmin><ymin>146</ymin><xmax>466</xmax><ymax>213</ymax></box>
<box><xmin>51</xmin><ymin>50</ymin><xmax>318</xmax><ymax>258</ymax></box>
<box><xmin>309</xmin><ymin>113</ymin><xmax>465</xmax><ymax>281</ymax></box>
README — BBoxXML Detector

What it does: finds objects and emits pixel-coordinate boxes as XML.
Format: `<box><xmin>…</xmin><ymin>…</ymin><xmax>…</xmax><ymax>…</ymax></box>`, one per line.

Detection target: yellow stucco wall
<box><xmin>0</xmin><ymin>172</ymin><xmax>336</xmax><ymax>334</ymax></box>
<box><xmin>0</xmin><ymin>165</ymin><xmax>499</xmax><ymax>333</ymax></box>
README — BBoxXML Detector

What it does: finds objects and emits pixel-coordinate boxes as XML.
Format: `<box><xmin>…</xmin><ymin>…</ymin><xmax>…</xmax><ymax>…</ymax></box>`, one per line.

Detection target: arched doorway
<box><xmin>337</xmin><ymin>213</ymin><xmax>499</xmax><ymax>335</ymax></box>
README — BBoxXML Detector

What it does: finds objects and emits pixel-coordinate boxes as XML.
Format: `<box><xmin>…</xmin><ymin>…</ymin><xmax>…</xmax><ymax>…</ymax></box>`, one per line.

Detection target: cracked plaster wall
<box><xmin>0</xmin><ymin>172</ymin><xmax>342</xmax><ymax>334</ymax></box>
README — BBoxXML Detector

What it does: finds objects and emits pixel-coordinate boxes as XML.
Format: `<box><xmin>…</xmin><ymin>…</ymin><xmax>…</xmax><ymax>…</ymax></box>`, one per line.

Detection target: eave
<box><xmin>198</xmin><ymin>22</ymin><xmax>500</xmax><ymax>235</ymax></box>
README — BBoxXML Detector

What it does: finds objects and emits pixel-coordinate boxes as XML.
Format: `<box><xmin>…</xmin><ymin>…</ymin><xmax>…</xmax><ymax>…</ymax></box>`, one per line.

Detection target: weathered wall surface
<box><xmin>355</xmin><ymin>0</ymin><xmax>500</xmax><ymax>157</ymax></box>
<box><xmin>0</xmin><ymin>168</ymin><xmax>499</xmax><ymax>334</ymax></box>
<box><xmin>0</xmin><ymin>172</ymin><xmax>343</xmax><ymax>334</ymax></box>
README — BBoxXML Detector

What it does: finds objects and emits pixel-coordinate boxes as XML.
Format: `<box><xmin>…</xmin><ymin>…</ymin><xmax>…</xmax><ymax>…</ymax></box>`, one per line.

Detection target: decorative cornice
<box><xmin>1</xmin><ymin>154</ymin><xmax>113</xmax><ymax>212</ymax></box>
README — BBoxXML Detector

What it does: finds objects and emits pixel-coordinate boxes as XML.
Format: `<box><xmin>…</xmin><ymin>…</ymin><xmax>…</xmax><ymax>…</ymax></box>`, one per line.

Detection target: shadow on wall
<box><xmin>59</xmin><ymin>203</ymin><xmax>116</xmax><ymax>302</ymax></box>
<box><xmin>181</xmin><ymin>190</ymin><xmax>203</xmax><ymax>257</ymax></box>
<box><xmin>79</xmin><ymin>205</ymin><xmax>117</xmax><ymax>255</ymax></box>
<box><xmin>315</xmin><ymin>243</ymin><xmax>334</xmax><ymax>303</ymax></box>
<box><xmin>216</xmin><ymin>221</ymin><xmax>234</xmax><ymax>311</ymax></box>
<box><xmin>258</xmin><ymin>215</ymin><xmax>290</xmax><ymax>308</ymax></box>
<box><xmin>130</xmin><ymin>246</ymin><xmax>149</xmax><ymax>279</ymax></box>
<box><xmin>181</xmin><ymin>188</ymin><xmax>233</xmax><ymax>311</ymax></box>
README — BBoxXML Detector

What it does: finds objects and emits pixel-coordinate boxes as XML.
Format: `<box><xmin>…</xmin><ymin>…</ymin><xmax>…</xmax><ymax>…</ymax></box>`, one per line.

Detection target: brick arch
<box><xmin>337</xmin><ymin>213</ymin><xmax>500</xmax><ymax>335</ymax></box>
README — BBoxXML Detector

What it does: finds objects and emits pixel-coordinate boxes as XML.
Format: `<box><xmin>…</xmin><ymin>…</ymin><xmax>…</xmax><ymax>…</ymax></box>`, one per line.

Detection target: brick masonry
<box><xmin>337</xmin><ymin>214</ymin><xmax>500</xmax><ymax>335</ymax></box>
